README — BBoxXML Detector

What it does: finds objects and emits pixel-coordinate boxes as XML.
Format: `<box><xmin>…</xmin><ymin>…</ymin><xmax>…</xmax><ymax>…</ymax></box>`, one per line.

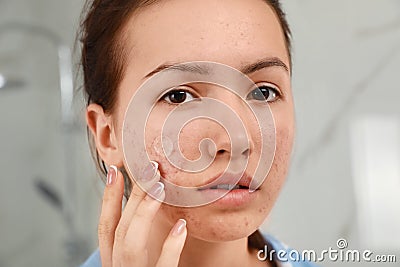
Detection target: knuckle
<box><xmin>121</xmin><ymin>241</ymin><xmax>134</xmax><ymax>255</ymax></box>
<box><xmin>121</xmin><ymin>243</ymin><xmax>143</xmax><ymax>260</ymax></box>
<box><xmin>97</xmin><ymin>221</ymin><xmax>115</xmax><ymax>237</ymax></box>
<box><xmin>134</xmin><ymin>208</ymin><xmax>147</xmax><ymax>220</ymax></box>
<box><xmin>121</xmin><ymin>248</ymin><xmax>133</xmax><ymax>260</ymax></box>
<box><xmin>121</xmin><ymin>235</ymin><xmax>145</xmax><ymax>255</ymax></box>
<box><xmin>114</xmin><ymin>224</ymin><xmax>129</xmax><ymax>241</ymax></box>
<box><xmin>129</xmin><ymin>188</ymin><xmax>143</xmax><ymax>199</ymax></box>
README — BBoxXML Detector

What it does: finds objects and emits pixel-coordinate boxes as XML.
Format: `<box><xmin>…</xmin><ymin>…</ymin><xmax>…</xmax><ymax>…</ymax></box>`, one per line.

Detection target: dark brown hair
<box><xmin>78</xmin><ymin>0</ymin><xmax>292</xmax><ymax>260</ymax></box>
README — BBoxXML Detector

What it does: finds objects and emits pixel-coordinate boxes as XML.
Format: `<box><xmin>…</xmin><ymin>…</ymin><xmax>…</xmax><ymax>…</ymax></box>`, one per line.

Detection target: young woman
<box><xmin>79</xmin><ymin>0</ymin><xmax>318</xmax><ymax>266</ymax></box>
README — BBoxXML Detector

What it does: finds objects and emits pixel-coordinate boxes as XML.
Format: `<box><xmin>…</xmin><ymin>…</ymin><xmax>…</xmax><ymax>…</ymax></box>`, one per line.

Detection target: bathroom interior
<box><xmin>0</xmin><ymin>0</ymin><xmax>399</xmax><ymax>266</ymax></box>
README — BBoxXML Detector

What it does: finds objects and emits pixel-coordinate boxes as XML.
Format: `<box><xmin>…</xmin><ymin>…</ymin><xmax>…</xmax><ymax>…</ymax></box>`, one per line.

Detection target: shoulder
<box><xmin>263</xmin><ymin>233</ymin><xmax>321</xmax><ymax>267</ymax></box>
<box><xmin>80</xmin><ymin>249</ymin><xmax>101</xmax><ymax>267</ymax></box>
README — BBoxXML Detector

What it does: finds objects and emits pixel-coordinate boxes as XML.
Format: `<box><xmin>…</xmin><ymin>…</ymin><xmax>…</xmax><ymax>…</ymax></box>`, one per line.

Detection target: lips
<box><xmin>197</xmin><ymin>172</ymin><xmax>255</xmax><ymax>191</ymax></box>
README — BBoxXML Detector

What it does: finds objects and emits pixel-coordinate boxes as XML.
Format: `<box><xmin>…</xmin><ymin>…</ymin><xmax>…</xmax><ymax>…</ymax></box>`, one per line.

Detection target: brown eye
<box><xmin>247</xmin><ymin>83</ymin><xmax>280</xmax><ymax>102</ymax></box>
<box><xmin>162</xmin><ymin>89</ymin><xmax>195</xmax><ymax>104</ymax></box>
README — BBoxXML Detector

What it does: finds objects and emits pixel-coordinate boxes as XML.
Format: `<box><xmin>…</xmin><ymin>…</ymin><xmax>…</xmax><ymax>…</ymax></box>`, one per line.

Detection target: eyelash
<box><xmin>161</xmin><ymin>86</ymin><xmax>198</xmax><ymax>105</ymax></box>
<box><xmin>246</xmin><ymin>83</ymin><xmax>282</xmax><ymax>103</ymax></box>
<box><xmin>160</xmin><ymin>83</ymin><xmax>282</xmax><ymax>105</ymax></box>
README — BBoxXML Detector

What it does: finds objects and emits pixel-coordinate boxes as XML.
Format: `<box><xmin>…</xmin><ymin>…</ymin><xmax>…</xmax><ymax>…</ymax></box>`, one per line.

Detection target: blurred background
<box><xmin>0</xmin><ymin>0</ymin><xmax>399</xmax><ymax>266</ymax></box>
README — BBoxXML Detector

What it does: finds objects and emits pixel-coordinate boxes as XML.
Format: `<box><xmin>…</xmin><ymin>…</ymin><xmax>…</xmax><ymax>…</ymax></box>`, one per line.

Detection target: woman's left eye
<box><xmin>246</xmin><ymin>83</ymin><xmax>281</xmax><ymax>102</ymax></box>
<box><xmin>162</xmin><ymin>89</ymin><xmax>196</xmax><ymax>104</ymax></box>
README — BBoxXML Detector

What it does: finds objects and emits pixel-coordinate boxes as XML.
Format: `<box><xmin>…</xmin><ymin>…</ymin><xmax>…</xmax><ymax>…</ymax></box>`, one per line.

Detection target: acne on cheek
<box><xmin>262</xmin><ymin>125</ymin><xmax>294</xmax><ymax>197</ymax></box>
<box><xmin>275</xmin><ymin>125</ymin><xmax>294</xmax><ymax>171</ymax></box>
<box><xmin>147</xmin><ymin>135</ymin><xmax>193</xmax><ymax>187</ymax></box>
<box><xmin>147</xmin><ymin>136</ymin><xmax>180</xmax><ymax>176</ymax></box>
<box><xmin>152</xmin><ymin>136</ymin><xmax>174</xmax><ymax>158</ymax></box>
<box><xmin>145</xmin><ymin>128</ymin><xmax>217</xmax><ymax>186</ymax></box>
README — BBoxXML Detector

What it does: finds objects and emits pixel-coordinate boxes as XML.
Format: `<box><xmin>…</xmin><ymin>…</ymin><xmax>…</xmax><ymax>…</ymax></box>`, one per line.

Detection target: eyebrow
<box><xmin>144</xmin><ymin>57</ymin><xmax>289</xmax><ymax>79</ymax></box>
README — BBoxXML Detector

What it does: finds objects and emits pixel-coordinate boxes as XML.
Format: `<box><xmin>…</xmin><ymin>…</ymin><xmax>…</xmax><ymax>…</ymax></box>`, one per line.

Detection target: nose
<box><xmin>203</xmin><ymin>95</ymin><xmax>254</xmax><ymax>161</ymax></box>
<box><xmin>207</xmin><ymin>129</ymin><xmax>250</xmax><ymax>159</ymax></box>
<box><xmin>203</xmin><ymin>124</ymin><xmax>252</xmax><ymax>174</ymax></box>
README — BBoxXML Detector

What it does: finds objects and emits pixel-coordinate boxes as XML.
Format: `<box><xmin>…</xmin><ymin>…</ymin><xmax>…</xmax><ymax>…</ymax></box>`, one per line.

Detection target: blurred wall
<box><xmin>0</xmin><ymin>0</ymin><xmax>100</xmax><ymax>266</ymax></box>
<box><xmin>0</xmin><ymin>1</ymin><xmax>399</xmax><ymax>267</ymax></box>
<box><xmin>266</xmin><ymin>1</ymin><xmax>400</xmax><ymax>267</ymax></box>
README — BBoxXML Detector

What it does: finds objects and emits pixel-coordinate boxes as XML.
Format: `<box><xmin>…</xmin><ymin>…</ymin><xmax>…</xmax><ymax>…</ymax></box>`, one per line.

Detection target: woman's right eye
<box><xmin>162</xmin><ymin>89</ymin><xmax>196</xmax><ymax>104</ymax></box>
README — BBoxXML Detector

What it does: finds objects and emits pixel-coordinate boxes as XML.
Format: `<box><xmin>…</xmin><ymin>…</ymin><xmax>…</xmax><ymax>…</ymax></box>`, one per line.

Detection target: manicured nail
<box><xmin>107</xmin><ymin>165</ymin><xmax>118</xmax><ymax>185</ymax></box>
<box><xmin>148</xmin><ymin>182</ymin><xmax>164</xmax><ymax>197</ymax></box>
<box><xmin>172</xmin><ymin>219</ymin><xmax>187</xmax><ymax>236</ymax></box>
<box><xmin>140</xmin><ymin>161</ymin><xmax>158</xmax><ymax>181</ymax></box>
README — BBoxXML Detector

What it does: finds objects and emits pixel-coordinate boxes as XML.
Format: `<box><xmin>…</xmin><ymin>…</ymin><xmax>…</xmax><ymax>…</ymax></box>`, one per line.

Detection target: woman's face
<box><xmin>113</xmin><ymin>0</ymin><xmax>294</xmax><ymax>242</ymax></box>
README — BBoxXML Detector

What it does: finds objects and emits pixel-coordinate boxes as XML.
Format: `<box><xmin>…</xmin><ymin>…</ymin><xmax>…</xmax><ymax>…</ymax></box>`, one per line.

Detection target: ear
<box><xmin>86</xmin><ymin>103</ymin><xmax>123</xmax><ymax>167</ymax></box>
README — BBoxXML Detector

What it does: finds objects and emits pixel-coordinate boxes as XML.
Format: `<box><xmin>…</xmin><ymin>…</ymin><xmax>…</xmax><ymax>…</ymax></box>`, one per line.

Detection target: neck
<box><xmin>179</xmin><ymin>234</ymin><xmax>252</xmax><ymax>267</ymax></box>
<box><xmin>147</xmin><ymin>215</ymin><xmax>270</xmax><ymax>267</ymax></box>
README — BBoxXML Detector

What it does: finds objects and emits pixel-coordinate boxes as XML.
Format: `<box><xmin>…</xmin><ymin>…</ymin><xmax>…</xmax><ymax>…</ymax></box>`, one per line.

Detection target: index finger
<box><xmin>98</xmin><ymin>165</ymin><xmax>125</xmax><ymax>267</ymax></box>
<box><xmin>114</xmin><ymin>161</ymin><xmax>161</xmax><ymax>241</ymax></box>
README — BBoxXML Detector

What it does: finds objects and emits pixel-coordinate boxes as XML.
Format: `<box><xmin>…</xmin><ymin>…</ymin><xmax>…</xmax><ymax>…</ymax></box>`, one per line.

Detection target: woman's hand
<box><xmin>98</xmin><ymin>164</ymin><xmax>187</xmax><ymax>267</ymax></box>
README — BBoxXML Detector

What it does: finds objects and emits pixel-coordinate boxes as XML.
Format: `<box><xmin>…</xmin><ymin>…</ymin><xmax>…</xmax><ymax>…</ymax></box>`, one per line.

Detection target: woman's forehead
<box><xmin>123</xmin><ymin>0</ymin><xmax>289</xmax><ymax>75</ymax></box>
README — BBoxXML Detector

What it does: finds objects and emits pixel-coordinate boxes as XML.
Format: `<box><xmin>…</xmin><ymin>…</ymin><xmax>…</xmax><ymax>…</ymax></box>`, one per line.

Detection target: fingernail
<box><xmin>107</xmin><ymin>165</ymin><xmax>118</xmax><ymax>185</ymax></box>
<box><xmin>148</xmin><ymin>182</ymin><xmax>164</xmax><ymax>197</ymax></box>
<box><xmin>140</xmin><ymin>161</ymin><xmax>158</xmax><ymax>181</ymax></box>
<box><xmin>172</xmin><ymin>219</ymin><xmax>186</xmax><ymax>236</ymax></box>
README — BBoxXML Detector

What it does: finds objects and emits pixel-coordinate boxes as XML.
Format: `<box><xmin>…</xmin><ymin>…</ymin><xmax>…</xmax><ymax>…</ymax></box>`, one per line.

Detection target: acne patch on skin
<box><xmin>153</xmin><ymin>135</ymin><xmax>174</xmax><ymax>158</ymax></box>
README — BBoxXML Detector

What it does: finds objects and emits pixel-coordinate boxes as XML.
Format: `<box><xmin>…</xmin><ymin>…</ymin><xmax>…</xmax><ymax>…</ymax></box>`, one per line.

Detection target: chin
<box><xmin>191</xmin><ymin>229</ymin><xmax>256</xmax><ymax>243</ymax></box>
<box><xmin>161</xmin><ymin>203</ymin><xmax>267</xmax><ymax>242</ymax></box>
<box><xmin>188</xmin><ymin>217</ymin><xmax>262</xmax><ymax>243</ymax></box>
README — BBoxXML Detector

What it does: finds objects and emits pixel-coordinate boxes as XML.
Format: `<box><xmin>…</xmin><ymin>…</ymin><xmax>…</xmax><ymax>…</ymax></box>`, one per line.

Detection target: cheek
<box><xmin>261</xmin><ymin>119</ymin><xmax>294</xmax><ymax>197</ymax></box>
<box><xmin>243</xmin><ymin>125</ymin><xmax>294</xmax><ymax>230</ymax></box>
<box><xmin>274</xmin><ymin>109</ymin><xmax>295</xmax><ymax>178</ymax></box>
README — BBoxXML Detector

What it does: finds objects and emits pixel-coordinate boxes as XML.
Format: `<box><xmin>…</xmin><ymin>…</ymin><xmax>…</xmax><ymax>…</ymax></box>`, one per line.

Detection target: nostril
<box><xmin>217</xmin><ymin>149</ymin><xmax>227</xmax><ymax>155</ymax></box>
<box><xmin>216</xmin><ymin>148</ymin><xmax>249</xmax><ymax>157</ymax></box>
<box><xmin>242</xmin><ymin>148</ymin><xmax>250</xmax><ymax>157</ymax></box>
